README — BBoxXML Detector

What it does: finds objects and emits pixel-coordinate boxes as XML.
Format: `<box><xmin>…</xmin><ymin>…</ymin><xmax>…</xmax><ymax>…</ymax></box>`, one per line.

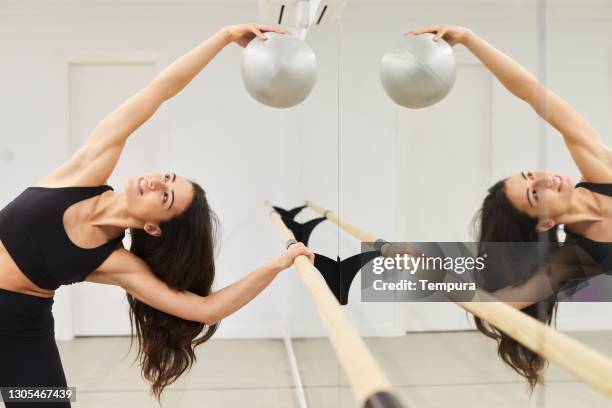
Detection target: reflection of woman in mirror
<box><xmin>0</xmin><ymin>23</ymin><xmax>314</xmax><ymax>405</ymax></box>
<box><xmin>409</xmin><ymin>24</ymin><xmax>612</xmax><ymax>391</ymax></box>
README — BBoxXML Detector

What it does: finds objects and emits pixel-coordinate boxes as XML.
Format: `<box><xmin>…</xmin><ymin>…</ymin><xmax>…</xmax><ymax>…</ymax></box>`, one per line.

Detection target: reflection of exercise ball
<box><xmin>380</xmin><ymin>33</ymin><xmax>457</xmax><ymax>109</ymax></box>
<box><xmin>241</xmin><ymin>32</ymin><xmax>317</xmax><ymax>109</ymax></box>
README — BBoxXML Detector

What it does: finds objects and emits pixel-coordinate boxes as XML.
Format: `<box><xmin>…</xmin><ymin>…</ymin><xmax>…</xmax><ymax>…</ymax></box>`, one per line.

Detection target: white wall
<box><xmin>1</xmin><ymin>0</ymin><xmax>611</xmax><ymax>340</ymax></box>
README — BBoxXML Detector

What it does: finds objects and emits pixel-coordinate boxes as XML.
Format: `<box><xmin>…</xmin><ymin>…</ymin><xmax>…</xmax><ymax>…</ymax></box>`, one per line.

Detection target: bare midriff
<box><xmin>0</xmin><ymin>240</ymin><xmax>55</xmax><ymax>298</ymax></box>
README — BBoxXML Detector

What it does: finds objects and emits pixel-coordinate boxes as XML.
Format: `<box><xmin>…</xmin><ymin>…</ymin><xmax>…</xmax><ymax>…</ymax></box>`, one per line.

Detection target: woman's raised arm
<box><xmin>408</xmin><ymin>25</ymin><xmax>612</xmax><ymax>183</ymax></box>
<box><xmin>43</xmin><ymin>24</ymin><xmax>287</xmax><ymax>187</ymax></box>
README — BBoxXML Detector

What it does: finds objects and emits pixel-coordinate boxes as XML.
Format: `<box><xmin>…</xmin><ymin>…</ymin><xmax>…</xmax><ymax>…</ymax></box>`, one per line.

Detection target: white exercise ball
<box><xmin>380</xmin><ymin>33</ymin><xmax>457</xmax><ymax>109</ymax></box>
<box><xmin>241</xmin><ymin>32</ymin><xmax>318</xmax><ymax>109</ymax></box>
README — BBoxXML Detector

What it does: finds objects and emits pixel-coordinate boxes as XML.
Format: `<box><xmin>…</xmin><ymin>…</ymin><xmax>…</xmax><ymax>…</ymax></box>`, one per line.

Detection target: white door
<box><xmin>397</xmin><ymin>64</ymin><xmax>492</xmax><ymax>331</ymax></box>
<box><xmin>68</xmin><ymin>60</ymin><xmax>167</xmax><ymax>336</ymax></box>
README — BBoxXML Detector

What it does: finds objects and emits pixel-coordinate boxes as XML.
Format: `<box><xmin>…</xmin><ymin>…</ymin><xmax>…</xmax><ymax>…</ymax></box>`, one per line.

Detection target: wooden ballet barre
<box><xmin>264</xmin><ymin>201</ymin><xmax>405</xmax><ymax>408</ymax></box>
<box><xmin>305</xmin><ymin>200</ymin><xmax>612</xmax><ymax>399</ymax></box>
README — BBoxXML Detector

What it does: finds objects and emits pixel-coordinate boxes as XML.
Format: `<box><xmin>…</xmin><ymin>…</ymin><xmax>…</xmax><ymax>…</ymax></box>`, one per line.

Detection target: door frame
<box><xmin>52</xmin><ymin>50</ymin><xmax>169</xmax><ymax>340</ymax></box>
<box><xmin>394</xmin><ymin>60</ymin><xmax>494</xmax><ymax>333</ymax></box>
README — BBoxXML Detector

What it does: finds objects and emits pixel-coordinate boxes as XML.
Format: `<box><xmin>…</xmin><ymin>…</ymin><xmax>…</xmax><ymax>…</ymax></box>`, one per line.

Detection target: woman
<box><xmin>0</xmin><ymin>23</ymin><xmax>314</xmax><ymax>406</ymax></box>
<box><xmin>407</xmin><ymin>25</ymin><xmax>611</xmax><ymax>391</ymax></box>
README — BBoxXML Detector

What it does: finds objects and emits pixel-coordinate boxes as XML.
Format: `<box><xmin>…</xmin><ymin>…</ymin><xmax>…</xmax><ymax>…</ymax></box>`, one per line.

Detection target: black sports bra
<box><xmin>564</xmin><ymin>181</ymin><xmax>612</xmax><ymax>272</ymax></box>
<box><xmin>0</xmin><ymin>185</ymin><xmax>124</xmax><ymax>290</ymax></box>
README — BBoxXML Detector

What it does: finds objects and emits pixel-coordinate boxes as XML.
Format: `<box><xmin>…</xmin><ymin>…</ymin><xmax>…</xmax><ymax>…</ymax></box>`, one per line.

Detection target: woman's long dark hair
<box><xmin>127</xmin><ymin>181</ymin><xmax>219</xmax><ymax>400</ymax></box>
<box><xmin>473</xmin><ymin>179</ymin><xmax>559</xmax><ymax>392</ymax></box>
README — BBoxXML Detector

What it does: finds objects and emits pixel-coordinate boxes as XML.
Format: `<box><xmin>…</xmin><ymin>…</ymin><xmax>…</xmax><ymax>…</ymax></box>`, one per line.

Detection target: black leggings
<box><xmin>0</xmin><ymin>288</ymin><xmax>70</xmax><ymax>408</ymax></box>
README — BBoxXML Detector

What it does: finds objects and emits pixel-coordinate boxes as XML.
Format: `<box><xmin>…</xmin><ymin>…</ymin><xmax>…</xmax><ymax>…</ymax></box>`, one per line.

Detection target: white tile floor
<box><xmin>50</xmin><ymin>331</ymin><xmax>612</xmax><ymax>408</ymax></box>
